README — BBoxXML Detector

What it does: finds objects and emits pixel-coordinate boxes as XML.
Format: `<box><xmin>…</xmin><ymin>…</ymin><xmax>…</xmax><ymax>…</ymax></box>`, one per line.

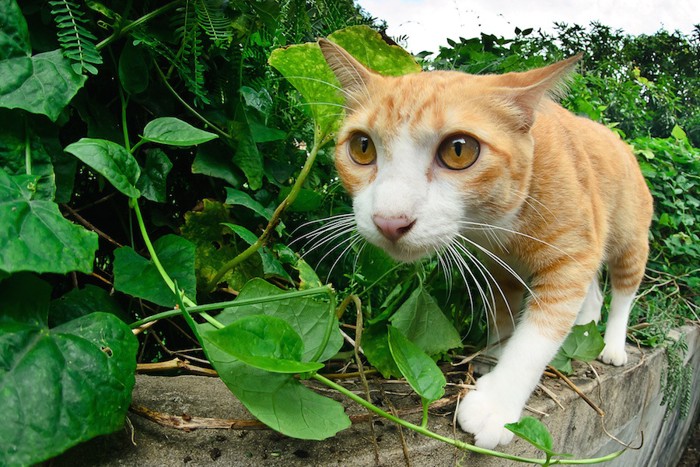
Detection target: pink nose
<box><xmin>373</xmin><ymin>215</ymin><xmax>416</xmax><ymax>242</ymax></box>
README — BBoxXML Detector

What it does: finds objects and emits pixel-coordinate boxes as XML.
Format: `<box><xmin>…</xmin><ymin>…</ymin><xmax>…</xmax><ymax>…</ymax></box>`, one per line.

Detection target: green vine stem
<box><xmin>24</xmin><ymin>118</ymin><xmax>31</xmax><ymax>176</ymax></box>
<box><xmin>129</xmin><ymin>285</ymin><xmax>334</xmax><ymax>329</ymax></box>
<box><xmin>129</xmin><ymin>197</ymin><xmax>220</xmax><ymax>328</ymax></box>
<box><xmin>205</xmin><ymin>134</ymin><xmax>329</xmax><ymax>291</ymax></box>
<box><xmin>312</xmin><ymin>374</ymin><xmax>625</xmax><ymax>465</ymax></box>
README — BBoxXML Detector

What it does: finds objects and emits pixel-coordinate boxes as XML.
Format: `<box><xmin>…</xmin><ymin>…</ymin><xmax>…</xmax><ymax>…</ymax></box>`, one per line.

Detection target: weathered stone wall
<box><xmin>54</xmin><ymin>325</ymin><xmax>699</xmax><ymax>466</ymax></box>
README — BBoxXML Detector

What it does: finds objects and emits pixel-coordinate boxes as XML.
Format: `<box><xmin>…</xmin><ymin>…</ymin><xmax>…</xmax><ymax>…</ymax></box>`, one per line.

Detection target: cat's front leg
<box><xmin>457</xmin><ymin>295</ymin><xmax>584</xmax><ymax>449</ymax></box>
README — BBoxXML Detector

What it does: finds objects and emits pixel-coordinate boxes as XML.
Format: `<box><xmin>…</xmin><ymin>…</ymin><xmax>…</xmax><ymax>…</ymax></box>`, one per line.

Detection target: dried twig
<box><xmin>547</xmin><ymin>365</ymin><xmax>605</xmax><ymax>417</ymax></box>
<box><xmin>136</xmin><ymin>358</ymin><xmax>218</xmax><ymax>377</ymax></box>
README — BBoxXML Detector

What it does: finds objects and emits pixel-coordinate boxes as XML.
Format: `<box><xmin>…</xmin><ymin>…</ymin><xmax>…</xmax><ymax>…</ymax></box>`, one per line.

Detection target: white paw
<box><xmin>457</xmin><ymin>376</ymin><xmax>521</xmax><ymax>449</ymax></box>
<box><xmin>598</xmin><ymin>344</ymin><xmax>628</xmax><ymax>366</ymax></box>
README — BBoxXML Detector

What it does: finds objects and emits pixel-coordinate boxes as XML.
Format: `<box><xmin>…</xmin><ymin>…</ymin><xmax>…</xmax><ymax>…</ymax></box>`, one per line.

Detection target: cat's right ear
<box><xmin>318</xmin><ymin>39</ymin><xmax>374</xmax><ymax>93</ymax></box>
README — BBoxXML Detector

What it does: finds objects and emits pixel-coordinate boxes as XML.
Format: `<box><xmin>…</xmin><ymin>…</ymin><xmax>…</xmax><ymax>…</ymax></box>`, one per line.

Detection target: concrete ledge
<box><xmin>55</xmin><ymin>325</ymin><xmax>700</xmax><ymax>466</ymax></box>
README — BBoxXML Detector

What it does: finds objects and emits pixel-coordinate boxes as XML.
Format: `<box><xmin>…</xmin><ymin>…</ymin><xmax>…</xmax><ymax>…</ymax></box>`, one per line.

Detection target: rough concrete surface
<box><xmin>52</xmin><ymin>325</ymin><xmax>700</xmax><ymax>466</ymax></box>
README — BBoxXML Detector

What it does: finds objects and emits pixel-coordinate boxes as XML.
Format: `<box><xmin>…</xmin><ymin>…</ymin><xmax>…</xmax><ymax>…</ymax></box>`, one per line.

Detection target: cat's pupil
<box><xmin>453</xmin><ymin>141</ymin><xmax>463</xmax><ymax>157</ymax></box>
<box><xmin>361</xmin><ymin>137</ymin><xmax>369</xmax><ymax>153</ymax></box>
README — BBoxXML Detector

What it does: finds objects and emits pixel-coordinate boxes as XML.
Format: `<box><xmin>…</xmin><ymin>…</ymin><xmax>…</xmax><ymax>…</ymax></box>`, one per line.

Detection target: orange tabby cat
<box><xmin>319</xmin><ymin>39</ymin><xmax>653</xmax><ymax>449</ymax></box>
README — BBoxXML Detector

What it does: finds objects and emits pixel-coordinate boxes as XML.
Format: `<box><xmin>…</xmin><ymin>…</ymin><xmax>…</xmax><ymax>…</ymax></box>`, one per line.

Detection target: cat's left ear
<box><xmin>503</xmin><ymin>54</ymin><xmax>583</xmax><ymax>130</ymax></box>
<box><xmin>319</xmin><ymin>39</ymin><xmax>375</xmax><ymax>94</ymax></box>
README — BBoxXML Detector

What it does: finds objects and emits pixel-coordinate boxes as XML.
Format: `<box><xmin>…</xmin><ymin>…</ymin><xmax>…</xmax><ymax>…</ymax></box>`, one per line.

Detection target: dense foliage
<box><xmin>1</xmin><ymin>0</ymin><xmax>698</xmax><ymax>463</ymax></box>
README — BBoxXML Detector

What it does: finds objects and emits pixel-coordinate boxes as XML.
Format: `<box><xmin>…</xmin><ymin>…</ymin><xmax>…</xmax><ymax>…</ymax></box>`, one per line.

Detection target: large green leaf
<box><xmin>0</xmin><ymin>169</ymin><xmax>98</xmax><ymax>274</ymax></box>
<box><xmin>180</xmin><ymin>283</ymin><xmax>349</xmax><ymax>440</ymax></box>
<box><xmin>0</xmin><ymin>50</ymin><xmax>86</xmax><ymax>121</ymax></box>
<box><xmin>0</xmin><ymin>274</ymin><xmax>137</xmax><ymax>466</ymax></box>
<box><xmin>0</xmin><ymin>0</ymin><xmax>31</xmax><ymax>61</ymax></box>
<box><xmin>268</xmin><ymin>25</ymin><xmax>420</xmax><ymax>139</ymax></box>
<box><xmin>142</xmin><ymin>117</ymin><xmax>218</xmax><ymax>147</ymax></box>
<box><xmin>388</xmin><ymin>326</ymin><xmax>445</xmax><ymax>402</ymax></box>
<box><xmin>203</xmin><ymin>315</ymin><xmax>323</xmax><ymax>374</ymax></box>
<box><xmin>202</xmin><ymin>345</ymin><xmax>349</xmax><ymax>440</ymax></box>
<box><xmin>64</xmin><ymin>138</ymin><xmax>141</xmax><ymax>198</ymax></box>
<box><xmin>389</xmin><ymin>288</ymin><xmax>462</xmax><ymax>356</ymax></box>
<box><xmin>217</xmin><ymin>278</ymin><xmax>342</xmax><ymax>362</ymax></box>
<box><xmin>327</xmin><ymin>26</ymin><xmax>422</xmax><ymax>76</ymax></box>
<box><xmin>113</xmin><ymin>234</ymin><xmax>196</xmax><ymax>307</ymax></box>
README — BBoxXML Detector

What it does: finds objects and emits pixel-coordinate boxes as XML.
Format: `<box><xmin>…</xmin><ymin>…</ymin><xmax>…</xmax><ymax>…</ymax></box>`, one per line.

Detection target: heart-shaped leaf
<box><xmin>0</xmin><ymin>274</ymin><xmax>137</xmax><ymax>466</ymax></box>
<box><xmin>64</xmin><ymin>138</ymin><xmax>140</xmax><ymax>198</ymax></box>
<box><xmin>0</xmin><ymin>169</ymin><xmax>98</xmax><ymax>274</ymax></box>
<box><xmin>216</xmin><ymin>278</ymin><xmax>342</xmax><ymax>362</ymax></box>
<box><xmin>0</xmin><ymin>50</ymin><xmax>86</xmax><ymax>121</ymax></box>
<box><xmin>203</xmin><ymin>315</ymin><xmax>323</xmax><ymax>373</ymax></box>
<box><xmin>113</xmin><ymin>234</ymin><xmax>196</xmax><ymax>307</ymax></box>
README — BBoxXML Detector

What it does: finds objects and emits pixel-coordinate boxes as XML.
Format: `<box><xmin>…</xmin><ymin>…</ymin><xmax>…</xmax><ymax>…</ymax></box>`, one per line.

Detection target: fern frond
<box><xmin>195</xmin><ymin>0</ymin><xmax>233</xmax><ymax>49</ymax></box>
<box><xmin>49</xmin><ymin>0</ymin><xmax>102</xmax><ymax>75</ymax></box>
<box><xmin>179</xmin><ymin>1</ymin><xmax>210</xmax><ymax>106</ymax></box>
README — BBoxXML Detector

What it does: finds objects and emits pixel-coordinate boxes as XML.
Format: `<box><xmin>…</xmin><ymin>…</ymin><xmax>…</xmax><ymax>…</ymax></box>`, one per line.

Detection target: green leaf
<box><xmin>192</xmin><ymin>143</ymin><xmax>242</xmax><ymax>187</ymax></box>
<box><xmin>136</xmin><ymin>148</ymin><xmax>173</xmax><ymax>203</ymax></box>
<box><xmin>0</xmin><ymin>169</ymin><xmax>98</xmax><ymax>274</ymax></box>
<box><xmin>505</xmin><ymin>417</ymin><xmax>556</xmax><ymax>455</ymax></box>
<box><xmin>388</xmin><ymin>326</ymin><xmax>445</xmax><ymax>402</ymax></box>
<box><xmin>550</xmin><ymin>321</ymin><xmax>605</xmax><ymax>374</ymax></box>
<box><xmin>181</xmin><ymin>200</ymin><xmax>259</xmax><ymax>290</ymax></box>
<box><xmin>118</xmin><ymin>40</ymin><xmax>149</xmax><ymax>94</ymax></box>
<box><xmin>218</xmin><ymin>278</ymin><xmax>342</xmax><ymax>362</ymax></box>
<box><xmin>178</xmin><ymin>287</ymin><xmax>349</xmax><ymax>440</ymax></box>
<box><xmin>49</xmin><ymin>284</ymin><xmax>129</xmax><ymax>328</ymax></box>
<box><xmin>268</xmin><ymin>25</ymin><xmax>420</xmax><ymax>139</ymax></box>
<box><xmin>671</xmin><ymin>125</ymin><xmax>688</xmax><ymax>142</ymax></box>
<box><xmin>0</xmin><ymin>0</ymin><xmax>31</xmax><ymax>60</ymax></box>
<box><xmin>64</xmin><ymin>138</ymin><xmax>140</xmax><ymax>198</ymax></box>
<box><xmin>294</xmin><ymin>257</ymin><xmax>323</xmax><ymax>290</ymax></box>
<box><xmin>232</xmin><ymin>115</ymin><xmax>264</xmax><ymax>190</ymax></box>
<box><xmin>113</xmin><ymin>234</ymin><xmax>196</xmax><ymax>307</ymax></box>
<box><xmin>362</xmin><ymin>323</ymin><xmax>401</xmax><ymax>378</ymax></box>
<box><xmin>203</xmin><ymin>315</ymin><xmax>323</xmax><ymax>373</ymax></box>
<box><xmin>203</xmin><ymin>348</ymin><xmax>349</xmax><ymax>440</ymax></box>
<box><xmin>142</xmin><ymin>117</ymin><xmax>218</xmax><ymax>146</ymax></box>
<box><xmin>0</xmin><ymin>273</ymin><xmax>137</xmax><ymax>466</ymax></box>
<box><xmin>225</xmin><ymin>187</ymin><xmax>273</xmax><ymax>220</ymax></box>
<box><xmin>223</xmin><ymin>222</ymin><xmax>258</xmax><ymax>245</ymax></box>
<box><xmin>0</xmin><ymin>50</ymin><xmax>86</xmax><ymax>121</ymax></box>
<box><xmin>327</xmin><ymin>26</ymin><xmax>422</xmax><ymax>76</ymax></box>
<box><xmin>390</xmin><ymin>288</ymin><xmax>462</xmax><ymax>356</ymax></box>
<box><xmin>278</xmin><ymin>186</ymin><xmax>323</xmax><ymax>212</ymax></box>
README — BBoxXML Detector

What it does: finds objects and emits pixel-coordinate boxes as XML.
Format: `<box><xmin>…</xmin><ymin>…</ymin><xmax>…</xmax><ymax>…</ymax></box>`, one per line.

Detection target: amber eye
<box><xmin>347</xmin><ymin>133</ymin><xmax>377</xmax><ymax>165</ymax></box>
<box><xmin>437</xmin><ymin>134</ymin><xmax>480</xmax><ymax>170</ymax></box>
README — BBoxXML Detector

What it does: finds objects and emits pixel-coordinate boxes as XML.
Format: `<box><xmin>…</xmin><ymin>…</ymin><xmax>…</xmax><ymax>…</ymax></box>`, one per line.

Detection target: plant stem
<box><xmin>24</xmin><ymin>118</ymin><xmax>31</xmax><ymax>175</ymax></box>
<box><xmin>96</xmin><ymin>0</ymin><xmax>182</xmax><ymax>50</ymax></box>
<box><xmin>153</xmin><ymin>64</ymin><xmax>232</xmax><ymax>140</ymax></box>
<box><xmin>129</xmin><ymin>285</ymin><xmax>333</xmax><ymax>329</ymax></box>
<box><xmin>130</xmin><ymin>197</ymin><xmax>219</xmax><ymax>328</ymax></box>
<box><xmin>206</xmin><ymin>135</ymin><xmax>326</xmax><ymax>291</ymax></box>
<box><xmin>312</xmin><ymin>373</ymin><xmax>625</xmax><ymax>465</ymax></box>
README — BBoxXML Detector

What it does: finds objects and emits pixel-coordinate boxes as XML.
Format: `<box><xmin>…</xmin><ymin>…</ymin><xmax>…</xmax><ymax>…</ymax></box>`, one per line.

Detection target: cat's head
<box><xmin>319</xmin><ymin>39</ymin><xmax>579</xmax><ymax>262</ymax></box>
